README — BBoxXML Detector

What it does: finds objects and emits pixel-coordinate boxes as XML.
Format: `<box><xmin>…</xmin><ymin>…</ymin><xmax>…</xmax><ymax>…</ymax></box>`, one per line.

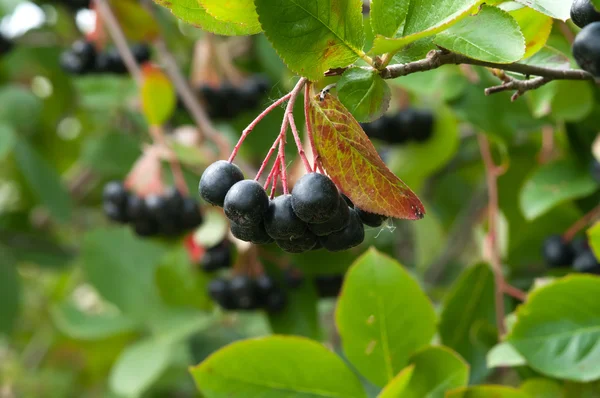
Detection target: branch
<box><xmin>485</xmin><ymin>76</ymin><xmax>552</xmax><ymax>101</ymax></box>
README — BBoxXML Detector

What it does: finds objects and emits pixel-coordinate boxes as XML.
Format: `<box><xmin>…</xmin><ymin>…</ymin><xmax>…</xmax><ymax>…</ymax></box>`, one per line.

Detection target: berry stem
<box><xmin>288</xmin><ymin>113</ymin><xmax>312</xmax><ymax>173</ymax></box>
<box><xmin>229</xmin><ymin>92</ymin><xmax>293</xmax><ymax>163</ymax></box>
<box><xmin>149</xmin><ymin>125</ymin><xmax>189</xmax><ymax>196</ymax></box>
<box><xmin>563</xmin><ymin>204</ymin><xmax>600</xmax><ymax>241</ymax></box>
<box><xmin>304</xmin><ymin>83</ymin><xmax>324</xmax><ymax>174</ymax></box>
<box><xmin>263</xmin><ymin>154</ymin><xmax>281</xmax><ymax>191</ymax></box>
<box><xmin>270</xmin><ymin>163</ymin><xmax>280</xmax><ymax>199</ymax></box>
<box><xmin>278</xmin><ymin>134</ymin><xmax>289</xmax><ymax>195</ymax></box>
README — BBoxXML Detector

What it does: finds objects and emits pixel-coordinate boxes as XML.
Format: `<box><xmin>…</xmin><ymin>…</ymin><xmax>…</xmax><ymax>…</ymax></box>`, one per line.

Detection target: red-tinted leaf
<box><xmin>309</xmin><ymin>93</ymin><xmax>425</xmax><ymax>220</ymax></box>
<box><xmin>140</xmin><ymin>65</ymin><xmax>176</xmax><ymax>126</ymax></box>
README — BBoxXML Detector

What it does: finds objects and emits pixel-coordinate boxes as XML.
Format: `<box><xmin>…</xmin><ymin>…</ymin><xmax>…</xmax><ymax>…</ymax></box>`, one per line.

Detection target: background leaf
<box><xmin>0</xmin><ymin>253</ymin><xmax>20</xmax><ymax>335</ymax></box>
<box><xmin>268</xmin><ymin>281</ymin><xmax>320</xmax><ymax>340</ymax></box>
<box><xmin>336</xmin><ymin>249</ymin><xmax>437</xmax><ymax>386</ymax></box>
<box><xmin>519</xmin><ymin>158</ymin><xmax>597</xmax><ymax>221</ymax></box>
<box><xmin>309</xmin><ymin>93</ymin><xmax>425</xmax><ymax>220</ymax></box>
<box><xmin>515</xmin><ymin>0</ymin><xmax>571</xmax><ymax>21</ymax></box>
<box><xmin>448</xmin><ymin>386</ymin><xmax>529</xmax><ymax>397</ymax></box>
<box><xmin>486</xmin><ymin>342</ymin><xmax>526</xmax><ymax>368</ymax></box>
<box><xmin>141</xmin><ymin>65</ymin><xmax>176</xmax><ymax>126</ymax></box>
<box><xmin>519</xmin><ymin>379</ymin><xmax>564</xmax><ymax>398</ymax></box>
<box><xmin>337</xmin><ymin>68</ymin><xmax>391</xmax><ymax>122</ymax></box>
<box><xmin>191</xmin><ymin>336</ymin><xmax>367</xmax><ymax>398</ymax></box>
<box><xmin>198</xmin><ymin>0</ymin><xmax>261</xmax><ymax>33</ymax></box>
<box><xmin>255</xmin><ymin>0</ymin><xmax>365</xmax><ymax>81</ymax></box>
<box><xmin>507</xmin><ymin>275</ymin><xmax>600</xmax><ymax>382</ymax></box>
<box><xmin>0</xmin><ymin>123</ymin><xmax>16</xmax><ymax>161</ymax></box>
<box><xmin>433</xmin><ymin>5</ymin><xmax>525</xmax><ymax>64</ymax></box>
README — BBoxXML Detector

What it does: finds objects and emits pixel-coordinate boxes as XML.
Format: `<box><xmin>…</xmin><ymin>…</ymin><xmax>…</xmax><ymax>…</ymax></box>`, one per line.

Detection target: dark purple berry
<box><xmin>126</xmin><ymin>195</ymin><xmax>147</xmax><ymax>221</ymax></box>
<box><xmin>133</xmin><ymin>218</ymin><xmax>159</xmax><ymax>237</ymax></box>
<box><xmin>308</xmin><ymin>195</ymin><xmax>350</xmax><ymax>236</ymax></box>
<box><xmin>276</xmin><ymin>232</ymin><xmax>318</xmax><ymax>253</ymax></box>
<box><xmin>570</xmin><ymin>236</ymin><xmax>590</xmax><ymax>256</ymax></box>
<box><xmin>356</xmin><ymin>208</ymin><xmax>387</xmax><ymax>228</ymax></box>
<box><xmin>573</xmin><ymin>22</ymin><xmax>600</xmax><ymax>78</ymax></box>
<box><xmin>208</xmin><ymin>278</ymin><xmax>233</xmax><ymax>309</ymax></box>
<box><xmin>291</xmin><ymin>173</ymin><xmax>340</xmax><ymax>224</ymax></box>
<box><xmin>103</xmin><ymin>181</ymin><xmax>128</xmax><ymax>207</ymax></box>
<box><xmin>571</xmin><ymin>0</ymin><xmax>600</xmax><ymax>28</ymax></box>
<box><xmin>103</xmin><ymin>202</ymin><xmax>128</xmax><ymax>223</ymax></box>
<box><xmin>231</xmin><ymin>222</ymin><xmax>273</xmax><ymax>244</ymax></box>
<box><xmin>230</xmin><ymin>275</ymin><xmax>257</xmax><ymax>310</ymax></box>
<box><xmin>542</xmin><ymin>235</ymin><xmax>574</xmax><ymax>268</ymax></box>
<box><xmin>224</xmin><ymin>180</ymin><xmax>269</xmax><ymax>227</ymax></box>
<box><xmin>314</xmin><ymin>274</ymin><xmax>344</xmax><ymax>298</ymax></box>
<box><xmin>201</xmin><ymin>242</ymin><xmax>232</xmax><ymax>272</ymax></box>
<box><xmin>131</xmin><ymin>43</ymin><xmax>151</xmax><ymax>63</ymax></box>
<box><xmin>590</xmin><ymin>159</ymin><xmax>600</xmax><ymax>183</ymax></box>
<box><xmin>411</xmin><ymin>110</ymin><xmax>435</xmax><ymax>142</ymax></box>
<box><xmin>573</xmin><ymin>250</ymin><xmax>600</xmax><ymax>274</ymax></box>
<box><xmin>180</xmin><ymin>197</ymin><xmax>204</xmax><ymax>229</ymax></box>
<box><xmin>199</xmin><ymin>160</ymin><xmax>244</xmax><ymax>207</ymax></box>
<box><xmin>265</xmin><ymin>194</ymin><xmax>308</xmax><ymax>239</ymax></box>
<box><xmin>320</xmin><ymin>209</ymin><xmax>365</xmax><ymax>252</ymax></box>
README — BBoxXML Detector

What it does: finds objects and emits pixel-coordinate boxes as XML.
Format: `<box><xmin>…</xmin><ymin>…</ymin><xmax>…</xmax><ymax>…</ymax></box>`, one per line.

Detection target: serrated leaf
<box><xmin>502</xmin><ymin>2</ymin><xmax>553</xmax><ymax>58</ymax></box>
<box><xmin>515</xmin><ymin>0</ymin><xmax>571</xmax><ymax>20</ymax></box>
<box><xmin>521</xmin><ymin>46</ymin><xmax>571</xmax><ymax>70</ymax></box>
<box><xmin>448</xmin><ymin>386</ymin><xmax>529</xmax><ymax>398</ymax></box>
<box><xmin>337</xmin><ymin>68</ymin><xmax>391</xmax><ymax>122</ymax></box>
<box><xmin>191</xmin><ymin>336</ymin><xmax>367</xmax><ymax>398</ymax></box>
<box><xmin>378</xmin><ymin>346</ymin><xmax>469</xmax><ymax>398</ymax></box>
<box><xmin>308</xmin><ymin>93</ymin><xmax>425</xmax><ymax>220</ymax></box>
<box><xmin>198</xmin><ymin>0</ymin><xmax>261</xmax><ymax>34</ymax></box>
<box><xmin>153</xmin><ymin>0</ymin><xmax>257</xmax><ymax>35</ymax></box>
<box><xmin>255</xmin><ymin>0</ymin><xmax>365</xmax><ymax>81</ymax></box>
<box><xmin>0</xmin><ymin>123</ymin><xmax>16</xmax><ymax>161</ymax></box>
<box><xmin>519</xmin><ymin>158</ymin><xmax>597</xmax><ymax>221</ymax></box>
<box><xmin>507</xmin><ymin>275</ymin><xmax>600</xmax><ymax>382</ymax></box>
<box><xmin>487</xmin><ymin>342</ymin><xmax>526</xmax><ymax>368</ymax></box>
<box><xmin>336</xmin><ymin>249</ymin><xmax>437</xmax><ymax>386</ymax></box>
<box><xmin>141</xmin><ymin>65</ymin><xmax>176</xmax><ymax>126</ymax></box>
<box><xmin>433</xmin><ymin>5</ymin><xmax>525</xmax><ymax>64</ymax></box>
<box><xmin>440</xmin><ymin>264</ymin><xmax>496</xmax><ymax>384</ymax></box>
<box><xmin>371</xmin><ymin>0</ymin><xmax>484</xmax><ymax>55</ymax></box>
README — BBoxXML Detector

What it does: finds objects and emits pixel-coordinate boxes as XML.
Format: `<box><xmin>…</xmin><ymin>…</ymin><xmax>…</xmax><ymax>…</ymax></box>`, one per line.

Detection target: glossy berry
<box><xmin>411</xmin><ymin>110</ymin><xmax>435</xmax><ymax>142</ymax></box>
<box><xmin>570</xmin><ymin>236</ymin><xmax>590</xmax><ymax>256</ymax></box>
<box><xmin>590</xmin><ymin>159</ymin><xmax>600</xmax><ymax>183</ymax></box>
<box><xmin>265</xmin><ymin>194</ymin><xmax>308</xmax><ymax>239</ymax></box>
<box><xmin>238</xmin><ymin>79</ymin><xmax>261</xmax><ymax>109</ymax></box>
<box><xmin>104</xmin><ymin>202</ymin><xmax>127</xmax><ymax>223</ymax></box>
<box><xmin>145</xmin><ymin>194</ymin><xmax>179</xmax><ymax>235</ymax></box>
<box><xmin>291</xmin><ymin>173</ymin><xmax>340</xmax><ymax>224</ymax></box>
<box><xmin>255</xmin><ymin>274</ymin><xmax>276</xmax><ymax>296</ymax></box>
<box><xmin>71</xmin><ymin>40</ymin><xmax>96</xmax><ymax>69</ymax></box>
<box><xmin>125</xmin><ymin>194</ymin><xmax>147</xmax><ymax>221</ymax></box>
<box><xmin>208</xmin><ymin>278</ymin><xmax>233</xmax><ymax>308</ymax></box>
<box><xmin>180</xmin><ymin>197</ymin><xmax>204</xmax><ymax>229</ymax></box>
<box><xmin>276</xmin><ymin>232</ymin><xmax>318</xmax><ymax>253</ymax></box>
<box><xmin>356</xmin><ymin>208</ymin><xmax>387</xmax><ymax>228</ymax></box>
<box><xmin>230</xmin><ymin>275</ymin><xmax>257</xmax><ymax>310</ymax></box>
<box><xmin>542</xmin><ymin>235</ymin><xmax>574</xmax><ymax>267</ymax></box>
<box><xmin>230</xmin><ymin>222</ymin><xmax>273</xmax><ymax>244</ymax></box>
<box><xmin>60</xmin><ymin>51</ymin><xmax>87</xmax><ymax>75</ymax></box>
<box><xmin>320</xmin><ymin>209</ymin><xmax>365</xmax><ymax>252</ymax></box>
<box><xmin>573</xmin><ymin>250</ymin><xmax>600</xmax><ymax>274</ymax></box>
<box><xmin>573</xmin><ymin>22</ymin><xmax>600</xmax><ymax>78</ymax></box>
<box><xmin>202</xmin><ymin>242</ymin><xmax>232</xmax><ymax>272</ymax></box>
<box><xmin>199</xmin><ymin>160</ymin><xmax>244</xmax><ymax>207</ymax></box>
<box><xmin>387</xmin><ymin>111</ymin><xmax>413</xmax><ymax>144</ymax></box>
<box><xmin>103</xmin><ymin>181</ymin><xmax>128</xmax><ymax>207</ymax></box>
<box><xmin>265</xmin><ymin>289</ymin><xmax>287</xmax><ymax>313</ymax></box>
<box><xmin>571</xmin><ymin>0</ymin><xmax>600</xmax><ymax>28</ymax></box>
<box><xmin>308</xmin><ymin>195</ymin><xmax>350</xmax><ymax>236</ymax></box>
<box><xmin>133</xmin><ymin>218</ymin><xmax>159</xmax><ymax>237</ymax></box>
<box><xmin>131</xmin><ymin>43</ymin><xmax>151</xmax><ymax>64</ymax></box>
<box><xmin>314</xmin><ymin>274</ymin><xmax>344</xmax><ymax>298</ymax></box>
<box><xmin>224</xmin><ymin>180</ymin><xmax>269</xmax><ymax>227</ymax></box>
<box><xmin>105</xmin><ymin>48</ymin><xmax>127</xmax><ymax>74</ymax></box>
<box><xmin>361</xmin><ymin>117</ymin><xmax>389</xmax><ymax>141</ymax></box>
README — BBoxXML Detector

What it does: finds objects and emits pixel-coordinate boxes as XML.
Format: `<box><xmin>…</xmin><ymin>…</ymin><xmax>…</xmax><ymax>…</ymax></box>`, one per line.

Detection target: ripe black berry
<box><xmin>224</xmin><ymin>180</ymin><xmax>269</xmax><ymax>227</ymax></box>
<box><xmin>361</xmin><ymin>117</ymin><xmax>389</xmax><ymax>141</ymax></box>
<box><xmin>103</xmin><ymin>181</ymin><xmax>128</xmax><ymax>207</ymax></box>
<box><xmin>133</xmin><ymin>218</ymin><xmax>159</xmax><ymax>237</ymax></box>
<box><xmin>356</xmin><ymin>208</ymin><xmax>387</xmax><ymax>228</ymax></box>
<box><xmin>573</xmin><ymin>22</ymin><xmax>600</xmax><ymax>78</ymax></box>
<box><xmin>573</xmin><ymin>250</ymin><xmax>600</xmax><ymax>274</ymax></box>
<box><xmin>145</xmin><ymin>194</ymin><xmax>180</xmax><ymax>235</ymax></box>
<box><xmin>308</xmin><ymin>195</ymin><xmax>350</xmax><ymax>236</ymax></box>
<box><xmin>105</xmin><ymin>48</ymin><xmax>127</xmax><ymax>74</ymax></box>
<box><xmin>542</xmin><ymin>235</ymin><xmax>574</xmax><ymax>267</ymax></box>
<box><xmin>125</xmin><ymin>195</ymin><xmax>147</xmax><ymax>221</ymax></box>
<box><xmin>230</xmin><ymin>275</ymin><xmax>257</xmax><ymax>310</ymax></box>
<box><xmin>411</xmin><ymin>110</ymin><xmax>435</xmax><ymax>142</ymax></box>
<box><xmin>291</xmin><ymin>173</ymin><xmax>340</xmax><ymax>224</ymax></box>
<box><xmin>570</xmin><ymin>236</ymin><xmax>590</xmax><ymax>256</ymax></box>
<box><xmin>131</xmin><ymin>43</ymin><xmax>151</xmax><ymax>64</ymax></box>
<box><xmin>230</xmin><ymin>222</ymin><xmax>273</xmax><ymax>244</ymax></box>
<box><xmin>590</xmin><ymin>159</ymin><xmax>600</xmax><ymax>183</ymax></box>
<box><xmin>238</xmin><ymin>79</ymin><xmax>261</xmax><ymax>109</ymax></box>
<box><xmin>180</xmin><ymin>197</ymin><xmax>204</xmax><ymax>229</ymax></box>
<box><xmin>208</xmin><ymin>278</ymin><xmax>233</xmax><ymax>309</ymax></box>
<box><xmin>265</xmin><ymin>289</ymin><xmax>287</xmax><ymax>313</ymax></box>
<box><xmin>320</xmin><ymin>209</ymin><xmax>365</xmax><ymax>252</ymax></box>
<box><xmin>60</xmin><ymin>51</ymin><xmax>87</xmax><ymax>75</ymax></box>
<box><xmin>71</xmin><ymin>40</ymin><xmax>96</xmax><ymax>70</ymax></box>
<box><xmin>104</xmin><ymin>202</ymin><xmax>128</xmax><ymax>223</ymax></box>
<box><xmin>255</xmin><ymin>274</ymin><xmax>276</xmax><ymax>295</ymax></box>
<box><xmin>571</xmin><ymin>0</ymin><xmax>600</xmax><ymax>28</ymax></box>
<box><xmin>265</xmin><ymin>194</ymin><xmax>308</xmax><ymax>239</ymax></box>
<box><xmin>387</xmin><ymin>111</ymin><xmax>412</xmax><ymax>144</ymax></box>
<box><xmin>276</xmin><ymin>232</ymin><xmax>318</xmax><ymax>253</ymax></box>
<box><xmin>202</xmin><ymin>242</ymin><xmax>232</xmax><ymax>272</ymax></box>
<box><xmin>314</xmin><ymin>274</ymin><xmax>344</xmax><ymax>298</ymax></box>
<box><xmin>199</xmin><ymin>160</ymin><xmax>244</xmax><ymax>207</ymax></box>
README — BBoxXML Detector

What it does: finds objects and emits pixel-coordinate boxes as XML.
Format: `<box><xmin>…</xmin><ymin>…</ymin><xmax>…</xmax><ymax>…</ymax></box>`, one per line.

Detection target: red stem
<box><xmin>149</xmin><ymin>125</ymin><xmax>189</xmax><ymax>195</ymax></box>
<box><xmin>563</xmin><ymin>204</ymin><xmax>600</xmax><ymax>241</ymax></box>
<box><xmin>288</xmin><ymin>113</ymin><xmax>312</xmax><ymax>173</ymax></box>
<box><xmin>278</xmin><ymin>136</ymin><xmax>289</xmax><ymax>194</ymax></box>
<box><xmin>229</xmin><ymin>92</ymin><xmax>293</xmax><ymax>163</ymax></box>
<box><xmin>304</xmin><ymin>83</ymin><xmax>324</xmax><ymax>173</ymax></box>
<box><xmin>271</xmin><ymin>162</ymin><xmax>280</xmax><ymax>199</ymax></box>
<box><xmin>263</xmin><ymin>154</ymin><xmax>281</xmax><ymax>190</ymax></box>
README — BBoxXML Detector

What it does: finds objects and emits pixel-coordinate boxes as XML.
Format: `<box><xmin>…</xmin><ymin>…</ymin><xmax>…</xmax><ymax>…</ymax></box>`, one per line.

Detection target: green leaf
<box><xmin>486</xmin><ymin>342</ymin><xmax>526</xmax><ymax>368</ymax></box>
<box><xmin>82</xmin><ymin>227</ymin><xmax>168</xmax><ymax>323</ymax></box>
<box><xmin>51</xmin><ymin>302</ymin><xmax>138</xmax><ymax>340</ymax></box>
<box><xmin>520</xmin><ymin>379</ymin><xmax>564</xmax><ymax>398</ymax></box>
<box><xmin>268</xmin><ymin>281</ymin><xmax>320</xmax><ymax>339</ymax></box>
<box><xmin>515</xmin><ymin>0</ymin><xmax>571</xmax><ymax>21</ymax></box>
<box><xmin>370</xmin><ymin>0</ymin><xmax>410</xmax><ymax>37</ymax></box>
<box><xmin>594</xmin><ymin>0</ymin><xmax>600</xmax><ymax>11</ymax></box>
<box><xmin>337</xmin><ymin>68</ymin><xmax>391</xmax><ymax>122</ymax></box>
<box><xmin>507</xmin><ymin>275</ymin><xmax>600</xmax><ymax>382</ymax></box>
<box><xmin>141</xmin><ymin>65</ymin><xmax>176</xmax><ymax>126</ymax></box>
<box><xmin>191</xmin><ymin>336</ymin><xmax>367</xmax><ymax>398</ymax></box>
<box><xmin>502</xmin><ymin>2</ymin><xmax>553</xmax><ymax>58</ymax></box>
<box><xmin>0</xmin><ymin>253</ymin><xmax>20</xmax><ymax>335</ymax></box>
<box><xmin>153</xmin><ymin>0</ymin><xmax>256</xmax><ymax>36</ymax></box>
<box><xmin>371</xmin><ymin>0</ymin><xmax>484</xmax><ymax>55</ymax></box>
<box><xmin>82</xmin><ymin>132</ymin><xmax>142</xmax><ymax>177</ymax></box>
<box><xmin>549</xmin><ymin>81</ymin><xmax>594</xmax><ymax>122</ymax></box>
<box><xmin>519</xmin><ymin>158</ymin><xmax>597</xmax><ymax>221</ymax></box>
<box><xmin>521</xmin><ymin>46</ymin><xmax>571</xmax><ymax>70</ymax></box>
<box><xmin>0</xmin><ymin>85</ymin><xmax>42</xmax><ymax>134</ymax></box>
<box><xmin>433</xmin><ymin>5</ymin><xmax>525</xmax><ymax>63</ymax></box>
<box><xmin>308</xmin><ymin>92</ymin><xmax>425</xmax><ymax>220</ymax></box>
<box><xmin>587</xmin><ymin>222</ymin><xmax>600</xmax><ymax>262</ymax></box>
<box><xmin>255</xmin><ymin>0</ymin><xmax>365</xmax><ymax>81</ymax></box>
<box><xmin>335</xmin><ymin>249</ymin><xmax>436</xmax><ymax>386</ymax></box>
<box><xmin>439</xmin><ymin>264</ymin><xmax>496</xmax><ymax>384</ymax></box>
<box><xmin>14</xmin><ymin>138</ymin><xmax>73</xmax><ymax>223</ymax></box>
<box><xmin>447</xmin><ymin>386</ymin><xmax>529</xmax><ymax>398</ymax></box>
<box><xmin>378</xmin><ymin>346</ymin><xmax>469</xmax><ymax>398</ymax></box>
<box><xmin>377</xmin><ymin>366</ymin><xmax>414</xmax><ymax>398</ymax></box>
<box><xmin>198</xmin><ymin>0</ymin><xmax>261</xmax><ymax>33</ymax></box>
<box><xmin>0</xmin><ymin>123</ymin><xmax>16</xmax><ymax>161</ymax></box>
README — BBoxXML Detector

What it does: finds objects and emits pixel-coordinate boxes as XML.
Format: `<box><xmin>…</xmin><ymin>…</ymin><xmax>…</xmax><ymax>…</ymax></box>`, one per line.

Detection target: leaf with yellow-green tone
<box><xmin>152</xmin><ymin>0</ymin><xmax>256</xmax><ymax>36</ymax></box>
<box><xmin>370</xmin><ymin>0</ymin><xmax>484</xmax><ymax>55</ymax></box>
<box><xmin>141</xmin><ymin>65</ymin><xmax>176</xmax><ymax>126</ymax></box>
<box><xmin>447</xmin><ymin>386</ymin><xmax>529</xmax><ymax>398</ymax></box>
<box><xmin>111</xmin><ymin>0</ymin><xmax>158</xmax><ymax>41</ymax></box>
<box><xmin>515</xmin><ymin>0</ymin><xmax>571</xmax><ymax>21</ymax></box>
<box><xmin>198</xmin><ymin>0</ymin><xmax>262</xmax><ymax>34</ymax></box>
<box><xmin>377</xmin><ymin>366</ymin><xmax>414</xmax><ymax>398</ymax></box>
<box><xmin>499</xmin><ymin>2</ymin><xmax>553</xmax><ymax>58</ymax></box>
<box><xmin>308</xmin><ymin>93</ymin><xmax>424</xmax><ymax>220</ymax></box>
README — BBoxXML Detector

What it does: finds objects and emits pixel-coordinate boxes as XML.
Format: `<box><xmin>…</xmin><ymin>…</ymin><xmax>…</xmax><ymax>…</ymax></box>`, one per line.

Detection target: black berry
<box><xmin>60</xmin><ymin>51</ymin><xmax>87</xmax><ymax>75</ymax></box>
<box><xmin>411</xmin><ymin>110</ymin><xmax>435</xmax><ymax>142</ymax></box>
<box><xmin>573</xmin><ymin>250</ymin><xmax>600</xmax><ymax>274</ymax></box>
<box><xmin>590</xmin><ymin>159</ymin><xmax>600</xmax><ymax>183</ymax></box>
<box><xmin>291</xmin><ymin>173</ymin><xmax>340</xmax><ymax>224</ymax></box>
<box><xmin>71</xmin><ymin>40</ymin><xmax>96</xmax><ymax>70</ymax></box>
<box><xmin>230</xmin><ymin>275</ymin><xmax>257</xmax><ymax>310</ymax></box>
<box><xmin>542</xmin><ymin>235</ymin><xmax>574</xmax><ymax>267</ymax></box>
<box><xmin>105</xmin><ymin>48</ymin><xmax>127</xmax><ymax>74</ymax></box>
<box><xmin>265</xmin><ymin>194</ymin><xmax>308</xmax><ymax>239</ymax></box>
<box><xmin>224</xmin><ymin>180</ymin><xmax>269</xmax><ymax>227</ymax></box>
<box><xmin>104</xmin><ymin>202</ymin><xmax>128</xmax><ymax>223</ymax></box>
<box><xmin>180</xmin><ymin>197</ymin><xmax>204</xmax><ymax>229</ymax></box>
<box><xmin>103</xmin><ymin>181</ymin><xmax>128</xmax><ymax>207</ymax></box>
<box><xmin>573</xmin><ymin>22</ymin><xmax>600</xmax><ymax>78</ymax></box>
<box><xmin>202</xmin><ymin>242</ymin><xmax>232</xmax><ymax>272</ymax></box>
<box><xmin>125</xmin><ymin>195</ymin><xmax>147</xmax><ymax>221</ymax></box>
<box><xmin>230</xmin><ymin>221</ymin><xmax>273</xmax><ymax>244</ymax></box>
<box><xmin>361</xmin><ymin>116</ymin><xmax>389</xmax><ymax>141</ymax></box>
<box><xmin>276</xmin><ymin>232</ymin><xmax>318</xmax><ymax>253</ymax></box>
<box><xmin>387</xmin><ymin>111</ymin><xmax>412</xmax><ymax>144</ymax></box>
<box><xmin>0</xmin><ymin>33</ymin><xmax>13</xmax><ymax>56</ymax></box>
<box><xmin>208</xmin><ymin>278</ymin><xmax>233</xmax><ymax>309</ymax></box>
<box><xmin>570</xmin><ymin>236</ymin><xmax>590</xmax><ymax>256</ymax></box>
<box><xmin>308</xmin><ymin>195</ymin><xmax>350</xmax><ymax>236</ymax></box>
<box><xmin>131</xmin><ymin>43</ymin><xmax>151</xmax><ymax>64</ymax></box>
<box><xmin>265</xmin><ymin>288</ymin><xmax>287</xmax><ymax>313</ymax></box>
<box><xmin>356</xmin><ymin>208</ymin><xmax>387</xmax><ymax>228</ymax></box>
<box><xmin>320</xmin><ymin>209</ymin><xmax>365</xmax><ymax>252</ymax></box>
<box><xmin>571</xmin><ymin>0</ymin><xmax>600</xmax><ymax>28</ymax></box>
<box><xmin>199</xmin><ymin>160</ymin><xmax>244</xmax><ymax>207</ymax></box>
<box><xmin>314</xmin><ymin>274</ymin><xmax>344</xmax><ymax>298</ymax></box>
<box><xmin>133</xmin><ymin>218</ymin><xmax>159</xmax><ymax>237</ymax></box>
